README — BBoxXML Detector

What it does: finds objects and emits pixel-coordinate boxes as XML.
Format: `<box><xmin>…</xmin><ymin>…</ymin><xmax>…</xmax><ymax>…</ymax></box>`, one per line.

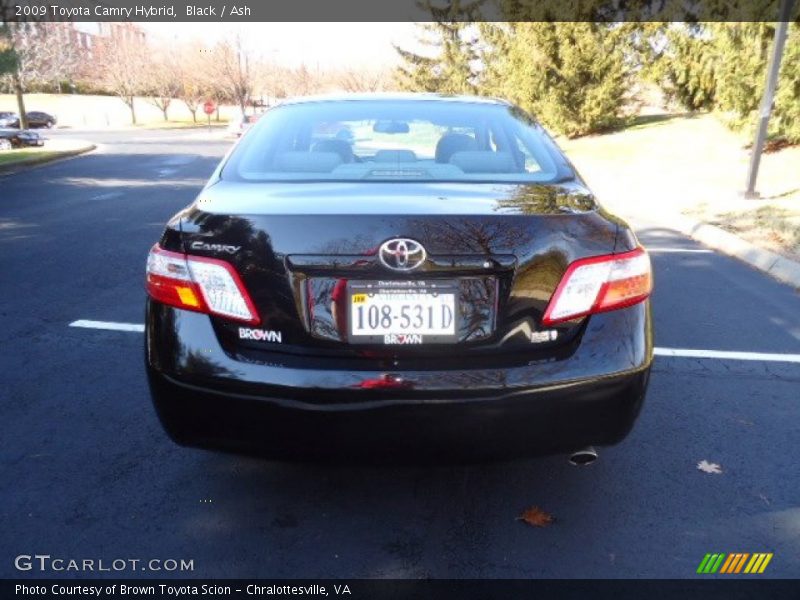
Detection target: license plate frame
<box><xmin>347</xmin><ymin>280</ymin><xmax>459</xmax><ymax>345</ymax></box>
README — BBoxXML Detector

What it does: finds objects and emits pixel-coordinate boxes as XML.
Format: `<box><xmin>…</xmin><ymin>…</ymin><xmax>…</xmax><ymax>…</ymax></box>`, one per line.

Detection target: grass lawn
<box><xmin>0</xmin><ymin>140</ymin><xmax>95</xmax><ymax>171</ymax></box>
<box><xmin>558</xmin><ymin>112</ymin><xmax>800</xmax><ymax>261</ymax></box>
<box><xmin>0</xmin><ymin>148</ymin><xmax>63</xmax><ymax>166</ymax></box>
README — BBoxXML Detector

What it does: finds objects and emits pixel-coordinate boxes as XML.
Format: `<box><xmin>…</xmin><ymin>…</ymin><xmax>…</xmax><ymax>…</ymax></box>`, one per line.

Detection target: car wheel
<box><xmin>46</xmin><ymin>121</ymin><xmax>54</xmax><ymax>128</ymax></box>
<box><xmin>0</xmin><ymin>139</ymin><xmax>12</xmax><ymax>151</ymax></box>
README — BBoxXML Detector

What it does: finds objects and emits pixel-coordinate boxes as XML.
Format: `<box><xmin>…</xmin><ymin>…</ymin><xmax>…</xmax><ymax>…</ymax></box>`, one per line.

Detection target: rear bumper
<box><xmin>145</xmin><ymin>302</ymin><xmax>653</xmax><ymax>461</ymax></box>
<box><xmin>148</xmin><ymin>368</ymin><xmax>649</xmax><ymax>462</ymax></box>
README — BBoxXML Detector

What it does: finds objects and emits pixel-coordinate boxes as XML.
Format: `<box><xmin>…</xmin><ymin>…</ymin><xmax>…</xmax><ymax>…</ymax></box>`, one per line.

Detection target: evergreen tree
<box><xmin>0</xmin><ymin>26</ymin><xmax>16</xmax><ymax>81</ymax></box>
<box><xmin>773</xmin><ymin>25</ymin><xmax>800</xmax><ymax>144</ymax></box>
<box><xmin>479</xmin><ymin>23</ymin><xmax>632</xmax><ymax>137</ymax></box>
<box><xmin>394</xmin><ymin>0</ymin><xmax>482</xmax><ymax>94</ymax></box>
<box><xmin>642</xmin><ymin>23</ymin><xmax>717</xmax><ymax>111</ymax></box>
<box><xmin>715</xmin><ymin>22</ymin><xmax>800</xmax><ymax>144</ymax></box>
<box><xmin>711</xmin><ymin>23</ymin><xmax>773</xmax><ymax>127</ymax></box>
<box><xmin>644</xmin><ymin>23</ymin><xmax>800</xmax><ymax>143</ymax></box>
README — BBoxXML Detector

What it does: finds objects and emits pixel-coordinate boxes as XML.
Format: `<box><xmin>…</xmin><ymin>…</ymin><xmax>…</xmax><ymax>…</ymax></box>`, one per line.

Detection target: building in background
<box><xmin>70</xmin><ymin>23</ymin><xmax>146</xmax><ymax>60</ymax></box>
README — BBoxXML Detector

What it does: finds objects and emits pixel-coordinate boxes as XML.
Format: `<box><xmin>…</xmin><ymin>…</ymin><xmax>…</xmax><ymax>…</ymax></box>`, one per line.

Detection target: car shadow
<box><xmin>172</xmin><ymin>446</ymin><xmax>607</xmax><ymax>578</ymax></box>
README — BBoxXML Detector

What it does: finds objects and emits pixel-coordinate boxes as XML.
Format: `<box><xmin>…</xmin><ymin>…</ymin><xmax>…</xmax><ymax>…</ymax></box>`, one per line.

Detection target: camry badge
<box><xmin>190</xmin><ymin>241</ymin><xmax>241</xmax><ymax>255</ymax></box>
<box><xmin>379</xmin><ymin>238</ymin><xmax>426</xmax><ymax>271</ymax></box>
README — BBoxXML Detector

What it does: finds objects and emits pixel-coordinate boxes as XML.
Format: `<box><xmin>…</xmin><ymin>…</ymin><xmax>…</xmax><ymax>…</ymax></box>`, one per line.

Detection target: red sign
<box><xmin>203</xmin><ymin>101</ymin><xmax>216</xmax><ymax>116</ymax></box>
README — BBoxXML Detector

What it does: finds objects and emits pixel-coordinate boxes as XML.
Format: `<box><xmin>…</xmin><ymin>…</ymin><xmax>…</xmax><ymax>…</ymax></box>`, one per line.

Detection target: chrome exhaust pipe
<box><xmin>568</xmin><ymin>446</ymin><xmax>598</xmax><ymax>466</ymax></box>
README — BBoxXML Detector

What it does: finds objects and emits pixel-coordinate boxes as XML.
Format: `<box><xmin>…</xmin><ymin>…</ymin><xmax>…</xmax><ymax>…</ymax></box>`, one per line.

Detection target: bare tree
<box><xmin>20</xmin><ymin>23</ymin><xmax>81</xmax><ymax>92</ymax></box>
<box><xmin>334</xmin><ymin>66</ymin><xmax>392</xmax><ymax>92</ymax></box>
<box><xmin>96</xmin><ymin>33</ymin><xmax>148</xmax><ymax>125</ymax></box>
<box><xmin>143</xmin><ymin>48</ymin><xmax>181</xmax><ymax>121</ymax></box>
<box><xmin>208</xmin><ymin>34</ymin><xmax>252</xmax><ymax>114</ymax></box>
<box><xmin>251</xmin><ymin>58</ymin><xmax>284</xmax><ymax>106</ymax></box>
<box><xmin>1</xmin><ymin>23</ymin><xmax>82</xmax><ymax>128</ymax></box>
<box><xmin>256</xmin><ymin>63</ymin><xmax>293</xmax><ymax>100</ymax></box>
<box><xmin>175</xmin><ymin>42</ymin><xmax>209</xmax><ymax>122</ymax></box>
<box><xmin>285</xmin><ymin>63</ymin><xmax>325</xmax><ymax>97</ymax></box>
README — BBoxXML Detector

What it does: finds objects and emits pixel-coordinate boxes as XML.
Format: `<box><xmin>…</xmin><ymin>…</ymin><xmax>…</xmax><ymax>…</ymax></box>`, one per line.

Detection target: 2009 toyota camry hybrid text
<box><xmin>145</xmin><ymin>93</ymin><xmax>653</xmax><ymax>462</ymax></box>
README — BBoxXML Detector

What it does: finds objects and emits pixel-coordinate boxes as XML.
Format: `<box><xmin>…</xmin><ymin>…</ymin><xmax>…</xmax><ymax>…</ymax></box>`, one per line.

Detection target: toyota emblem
<box><xmin>378</xmin><ymin>238</ymin><xmax>426</xmax><ymax>271</ymax></box>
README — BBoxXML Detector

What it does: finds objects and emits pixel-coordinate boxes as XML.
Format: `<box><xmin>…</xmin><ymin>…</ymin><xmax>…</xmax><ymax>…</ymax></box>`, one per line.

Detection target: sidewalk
<box><xmin>608</xmin><ymin>199</ymin><xmax>800</xmax><ymax>290</ymax></box>
<box><xmin>559</xmin><ymin>113</ymin><xmax>800</xmax><ymax>290</ymax></box>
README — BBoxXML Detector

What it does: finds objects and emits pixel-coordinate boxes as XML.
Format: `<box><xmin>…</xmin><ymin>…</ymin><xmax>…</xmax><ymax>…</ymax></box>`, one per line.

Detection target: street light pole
<box><xmin>743</xmin><ymin>0</ymin><xmax>796</xmax><ymax>199</ymax></box>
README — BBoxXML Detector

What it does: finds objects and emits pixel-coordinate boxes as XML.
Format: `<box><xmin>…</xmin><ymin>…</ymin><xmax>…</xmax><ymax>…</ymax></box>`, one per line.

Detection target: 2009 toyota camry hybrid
<box><xmin>145</xmin><ymin>94</ymin><xmax>653</xmax><ymax>462</ymax></box>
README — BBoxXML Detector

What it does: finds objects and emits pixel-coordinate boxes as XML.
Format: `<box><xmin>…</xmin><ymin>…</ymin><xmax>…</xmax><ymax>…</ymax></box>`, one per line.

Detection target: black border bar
<box><xmin>2</xmin><ymin>0</ymin><xmax>800</xmax><ymax>22</ymax></box>
<box><xmin>5</xmin><ymin>579</ymin><xmax>800</xmax><ymax>600</ymax></box>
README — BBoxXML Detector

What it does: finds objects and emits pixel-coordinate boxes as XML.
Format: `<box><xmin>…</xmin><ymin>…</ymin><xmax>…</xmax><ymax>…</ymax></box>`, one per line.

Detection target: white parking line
<box><xmin>654</xmin><ymin>347</ymin><xmax>800</xmax><ymax>364</ymax></box>
<box><xmin>90</xmin><ymin>191</ymin><xmax>123</xmax><ymax>201</ymax></box>
<box><xmin>647</xmin><ymin>248</ymin><xmax>713</xmax><ymax>254</ymax></box>
<box><xmin>68</xmin><ymin>320</ymin><xmax>800</xmax><ymax>363</ymax></box>
<box><xmin>69</xmin><ymin>320</ymin><xmax>145</xmax><ymax>333</ymax></box>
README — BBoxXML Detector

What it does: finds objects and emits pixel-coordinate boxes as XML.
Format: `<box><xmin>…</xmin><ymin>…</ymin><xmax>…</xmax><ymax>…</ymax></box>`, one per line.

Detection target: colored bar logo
<box><xmin>697</xmin><ymin>553</ymin><xmax>773</xmax><ymax>574</ymax></box>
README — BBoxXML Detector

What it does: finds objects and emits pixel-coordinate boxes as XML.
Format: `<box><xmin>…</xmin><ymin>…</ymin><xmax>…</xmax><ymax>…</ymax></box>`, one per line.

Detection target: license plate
<box><xmin>347</xmin><ymin>280</ymin><xmax>458</xmax><ymax>344</ymax></box>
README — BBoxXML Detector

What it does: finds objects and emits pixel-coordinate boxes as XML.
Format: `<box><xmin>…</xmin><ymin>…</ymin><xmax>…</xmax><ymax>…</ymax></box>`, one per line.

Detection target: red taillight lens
<box><xmin>542</xmin><ymin>247</ymin><xmax>652</xmax><ymax>325</ymax></box>
<box><xmin>146</xmin><ymin>245</ymin><xmax>259</xmax><ymax>325</ymax></box>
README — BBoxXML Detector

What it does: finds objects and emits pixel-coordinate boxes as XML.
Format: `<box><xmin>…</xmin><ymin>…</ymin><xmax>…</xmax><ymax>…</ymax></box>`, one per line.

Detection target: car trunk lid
<box><xmin>176</xmin><ymin>181</ymin><xmax>621</xmax><ymax>366</ymax></box>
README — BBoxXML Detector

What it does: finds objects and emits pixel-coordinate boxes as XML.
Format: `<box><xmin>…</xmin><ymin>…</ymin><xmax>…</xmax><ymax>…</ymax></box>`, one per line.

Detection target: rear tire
<box><xmin>0</xmin><ymin>139</ymin><xmax>11</xmax><ymax>151</ymax></box>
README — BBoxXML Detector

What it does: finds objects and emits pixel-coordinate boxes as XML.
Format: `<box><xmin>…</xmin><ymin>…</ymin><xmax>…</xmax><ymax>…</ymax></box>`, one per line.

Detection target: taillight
<box><xmin>146</xmin><ymin>245</ymin><xmax>259</xmax><ymax>325</ymax></box>
<box><xmin>542</xmin><ymin>247</ymin><xmax>652</xmax><ymax>325</ymax></box>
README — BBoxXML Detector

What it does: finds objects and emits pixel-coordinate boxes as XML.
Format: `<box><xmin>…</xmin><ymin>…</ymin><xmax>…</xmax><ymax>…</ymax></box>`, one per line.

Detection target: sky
<box><xmin>139</xmin><ymin>22</ymin><xmax>422</xmax><ymax>69</ymax></box>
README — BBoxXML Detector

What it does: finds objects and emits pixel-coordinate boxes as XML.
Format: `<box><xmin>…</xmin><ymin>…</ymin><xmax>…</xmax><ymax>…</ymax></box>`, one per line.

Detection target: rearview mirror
<box><xmin>373</xmin><ymin>120</ymin><xmax>410</xmax><ymax>134</ymax></box>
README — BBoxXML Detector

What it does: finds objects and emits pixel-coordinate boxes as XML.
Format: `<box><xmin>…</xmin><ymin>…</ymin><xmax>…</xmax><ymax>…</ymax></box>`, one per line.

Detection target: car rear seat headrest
<box><xmin>275</xmin><ymin>151</ymin><xmax>342</xmax><ymax>173</ymax></box>
<box><xmin>449</xmin><ymin>151</ymin><xmax>516</xmax><ymax>173</ymax></box>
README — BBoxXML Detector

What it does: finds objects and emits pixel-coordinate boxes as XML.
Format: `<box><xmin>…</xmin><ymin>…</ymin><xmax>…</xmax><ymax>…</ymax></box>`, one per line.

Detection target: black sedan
<box><xmin>145</xmin><ymin>94</ymin><xmax>653</xmax><ymax>462</ymax></box>
<box><xmin>27</xmin><ymin>111</ymin><xmax>57</xmax><ymax>128</ymax></box>
<box><xmin>4</xmin><ymin>111</ymin><xmax>57</xmax><ymax>129</ymax></box>
<box><xmin>0</xmin><ymin>128</ymin><xmax>44</xmax><ymax>149</ymax></box>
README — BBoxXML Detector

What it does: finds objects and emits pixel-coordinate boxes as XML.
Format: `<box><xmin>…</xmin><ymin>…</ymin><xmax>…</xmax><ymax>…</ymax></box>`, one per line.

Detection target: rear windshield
<box><xmin>222</xmin><ymin>99</ymin><xmax>570</xmax><ymax>183</ymax></box>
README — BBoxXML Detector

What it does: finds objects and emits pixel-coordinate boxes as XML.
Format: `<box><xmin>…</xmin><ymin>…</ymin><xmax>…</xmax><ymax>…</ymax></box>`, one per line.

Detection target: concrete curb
<box><xmin>653</xmin><ymin>210</ymin><xmax>800</xmax><ymax>290</ymax></box>
<box><xmin>0</xmin><ymin>143</ymin><xmax>97</xmax><ymax>177</ymax></box>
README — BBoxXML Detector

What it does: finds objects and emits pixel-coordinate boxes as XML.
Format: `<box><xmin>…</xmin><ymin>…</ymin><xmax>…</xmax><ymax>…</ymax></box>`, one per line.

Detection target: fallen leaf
<box><xmin>697</xmin><ymin>460</ymin><xmax>723</xmax><ymax>474</ymax></box>
<box><xmin>517</xmin><ymin>506</ymin><xmax>554</xmax><ymax>527</ymax></box>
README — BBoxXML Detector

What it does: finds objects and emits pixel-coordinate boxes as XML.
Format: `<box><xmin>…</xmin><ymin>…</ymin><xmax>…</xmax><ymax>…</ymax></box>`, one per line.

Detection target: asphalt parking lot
<box><xmin>1</xmin><ymin>128</ymin><xmax>798</xmax><ymax>579</ymax></box>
